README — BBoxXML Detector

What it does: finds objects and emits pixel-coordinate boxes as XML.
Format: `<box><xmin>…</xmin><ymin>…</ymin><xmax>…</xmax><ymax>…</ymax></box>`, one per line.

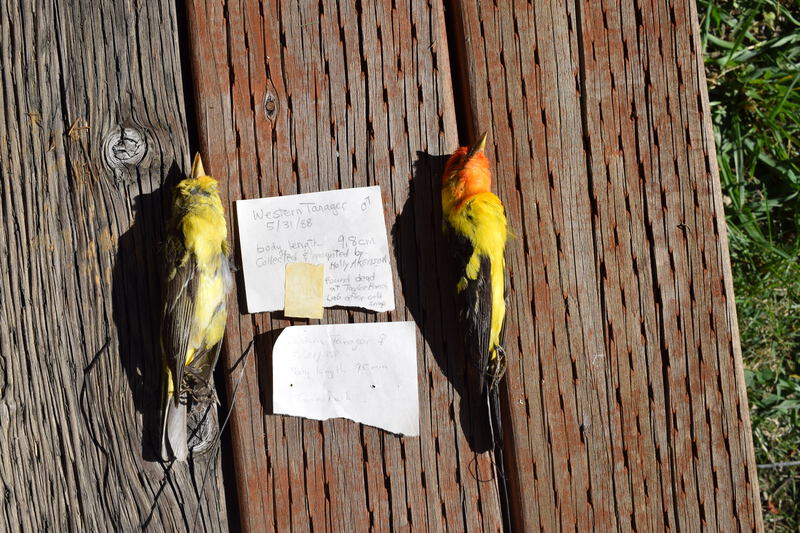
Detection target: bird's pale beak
<box><xmin>191</xmin><ymin>153</ymin><xmax>206</xmax><ymax>179</ymax></box>
<box><xmin>465</xmin><ymin>131</ymin><xmax>488</xmax><ymax>160</ymax></box>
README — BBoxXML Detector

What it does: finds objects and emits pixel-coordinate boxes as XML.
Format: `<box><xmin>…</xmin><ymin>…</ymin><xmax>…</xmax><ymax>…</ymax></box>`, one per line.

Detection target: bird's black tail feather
<box><xmin>486</xmin><ymin>385</ymin><xmax>513</xmax><ymax>532</ymax></box>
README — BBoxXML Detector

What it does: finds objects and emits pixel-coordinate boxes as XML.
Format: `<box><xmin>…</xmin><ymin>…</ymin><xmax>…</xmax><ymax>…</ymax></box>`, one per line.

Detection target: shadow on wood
<box><xmin>111</xmin><ymin>162</ymin><xmax>182</xmax><ymax>462</ymax></box>
<box><xmin>230</xmin><ymin>201</ymin><xmax>250</xmax><ymax>315</ymax></box>
<box><xmin>254</xmin><ymin>328</ymin><xmax>285</xmax><ymax>415</ymax></box>
<box><xmin>393</xmin><ymin>151</ymin><xmax>493</xmax><ymax>455</ymax></box>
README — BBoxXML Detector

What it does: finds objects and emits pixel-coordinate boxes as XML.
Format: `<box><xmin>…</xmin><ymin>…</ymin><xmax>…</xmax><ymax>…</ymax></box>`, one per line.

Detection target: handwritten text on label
<box><xmin>237</xmin><ymin>186</ymin><xmax>395</xmax><ymax>313</ymax></box>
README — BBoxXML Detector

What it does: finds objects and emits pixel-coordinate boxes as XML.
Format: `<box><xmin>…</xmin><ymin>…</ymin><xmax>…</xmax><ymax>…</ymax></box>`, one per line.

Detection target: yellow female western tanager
<box><xmin>441</xmin><ymin>132</ymin><xmax>508</xmax><ymax>396</ymax></box>
<box><xmin>160</xmin><ymin>154</ymin><xmax>232</xmax><ymax>462</ymax></box>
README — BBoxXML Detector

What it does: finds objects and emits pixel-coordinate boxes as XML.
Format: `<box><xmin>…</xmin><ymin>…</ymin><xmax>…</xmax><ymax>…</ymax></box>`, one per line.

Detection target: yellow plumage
<box><xmin>441</xmin><ymin>132</ymin><xmax>509</xmax><ymax>392</ymax></box>
<box><xmin>447</xmin><ymin>192</ymin><xmax>507</xmax><ymax>362</ymax></box>
<box><xmin>160</xmin><ymin>154</ymin><xmax>231</xmax><ymax>461</ymax></box>
<box><xmin>442</xmin><ymin>134</ymin><xmax>511</xmax><ymax>512</ymax></box>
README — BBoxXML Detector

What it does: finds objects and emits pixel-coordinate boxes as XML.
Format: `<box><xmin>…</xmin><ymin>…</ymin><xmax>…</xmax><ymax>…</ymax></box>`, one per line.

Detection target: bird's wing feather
<box><xmin>461</xmin><ymin>254</ymin><xmax>494</xmax><ymax>390</ymax></box>
<box><xmin>185</xmin><ymin>302</ymin><xmax>225</xmax><ymax>381</ymax></box>
<box><xmin>162</xmin><ymin>233</ymin><xmax>196</xmax><ymax>402</ymax></box>
<box><xmin>161</xmin><ymin>396</ymin><xmax>188</xmax><ymax>461</ymax></box>
<box><xmin>445</xmin><ymin>216</ymin><xmax>494</xmax><ymax>390</ymax></box>
<box><xmin>183</xmin><ymin>251</ymin><xmax>232</xmax><ymax>393</ymax></box>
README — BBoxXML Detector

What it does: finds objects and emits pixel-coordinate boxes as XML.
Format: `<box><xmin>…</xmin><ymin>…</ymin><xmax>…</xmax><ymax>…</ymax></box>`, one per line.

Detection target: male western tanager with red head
<box><xmin>442</xmin><ymin>132</ymin><xmax>510</xmax><ymax>520</ymax></box>
<box><xmin>441</xmin><ymin>132</ymin><xmax>508</xmax><ymax>397</ymax></box>
<box><xmin>160</xmin><ymin>154</ymin><xmax>232</xmax><ymax>462</ymax></box>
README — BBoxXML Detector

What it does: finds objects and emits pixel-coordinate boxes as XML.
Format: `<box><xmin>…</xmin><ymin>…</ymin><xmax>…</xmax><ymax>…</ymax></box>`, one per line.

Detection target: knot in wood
<box><xmin>103</xmin><ymin>126</ymin><xmax>147</xmax><ymax>176</ymax></box>
<box><xmin>264</xmin><ymin>91</ymin><xmax>278</xmax><ymax>121</ymax></box>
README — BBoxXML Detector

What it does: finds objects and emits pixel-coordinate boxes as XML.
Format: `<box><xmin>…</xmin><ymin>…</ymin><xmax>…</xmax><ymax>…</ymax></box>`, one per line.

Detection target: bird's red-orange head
<box><xmin>441</xmin><ymin>132</ymin><xmax>492</xmax><ymax>214</ymax></box>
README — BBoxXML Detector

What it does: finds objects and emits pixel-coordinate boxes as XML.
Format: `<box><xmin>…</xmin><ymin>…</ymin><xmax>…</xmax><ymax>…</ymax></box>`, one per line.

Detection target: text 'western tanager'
<box><xmin>161</xmin><ymin>153</ymin><xmax>232</xmax><ymax>462</ymax></box>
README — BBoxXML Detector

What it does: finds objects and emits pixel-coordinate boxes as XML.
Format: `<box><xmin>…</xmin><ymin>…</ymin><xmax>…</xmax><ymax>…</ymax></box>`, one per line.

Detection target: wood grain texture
<box><xmin>186</xmin><ymin>0</ymin><xmax>507</xmax><ymax>530</ymax></box>
<box><xmin>449</xmin><ymin>0</ymin><xmax>763</xmax><ymax>531</ymax></box>
<box><xmin>0</xmin><ymin>0</ymin><xmax>227</xmax><ymax>530</ymax></box>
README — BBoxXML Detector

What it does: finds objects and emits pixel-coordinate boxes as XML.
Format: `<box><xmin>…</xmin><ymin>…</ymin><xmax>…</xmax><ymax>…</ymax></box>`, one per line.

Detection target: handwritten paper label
<box><xmin>237</xmin><ymin>186</ymin><xmax>395</xmax><ymax>314</ymax></box>
<box><xmin>272</xmin><ymin>322</ymin><xmax>419</xmax><ymax>436</ymax></box>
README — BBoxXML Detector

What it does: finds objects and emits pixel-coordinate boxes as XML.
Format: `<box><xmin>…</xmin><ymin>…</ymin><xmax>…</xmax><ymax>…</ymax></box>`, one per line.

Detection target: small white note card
<box><xmin>237</xmin><ymin>186</ymin><xmax>395</xmax><ymax>314</ymax></box>
<box><xmin>272</xmin><ymin>322</ymin><xmax>419</xmax><ymax>436</ymax></box>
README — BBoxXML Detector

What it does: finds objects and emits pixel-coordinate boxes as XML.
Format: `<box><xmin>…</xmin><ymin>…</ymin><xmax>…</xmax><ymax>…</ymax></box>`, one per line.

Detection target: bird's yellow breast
<box><xmin>447</xmin><ymin>192</ymin><xmax>508</xmax><ymax>354</ymax></box>
<box><xmin>181</xmin><ymin>205</ymin><xmax>226</xmax><ymax>265</ymax></box>
<box><xmin>188</xmin><ymin>262</ymin><xmax>227</xmax><ymax>360</ymax></box>
<box><xmin>177</xmin><ymin>178</ymin><xmax>229</xmax><ymax>363</ymax></box>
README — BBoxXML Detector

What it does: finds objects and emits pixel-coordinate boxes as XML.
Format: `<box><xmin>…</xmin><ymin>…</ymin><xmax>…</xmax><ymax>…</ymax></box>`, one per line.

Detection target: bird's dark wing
<box><xmin>445</xmin><ymin>219</ymin><xmax>494</xmax><ymax>390</ymax></box>
<box><xmin>461</xmin><ymin>254</ymin><xmax>494</xmax><ymax>391</ymax></box>
<box><xmin>162</xmin><ymin>233</ymin><xmax>196</xmax><ymax>403</ymax></box>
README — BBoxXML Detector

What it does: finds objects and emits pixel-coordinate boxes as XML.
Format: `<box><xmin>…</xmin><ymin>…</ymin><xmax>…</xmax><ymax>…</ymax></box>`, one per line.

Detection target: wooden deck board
<box><xmin>450</xmin><ymin>0</ymin><xmax>763</xmax><ymax>530</ymax></box>
<box><xmin>0</xmin><ymin>0</ymin><xmax>227</xmax><ymax>531</ymax></box>
<box><xmin>186</xmin><ymin>0</ymin><xmax>506</xmax><ymax>530</ymax></box>
<box><xmin>0</xmin><ymin>0</ymin><xmax>762</xmax><ymax>530</ymax></box>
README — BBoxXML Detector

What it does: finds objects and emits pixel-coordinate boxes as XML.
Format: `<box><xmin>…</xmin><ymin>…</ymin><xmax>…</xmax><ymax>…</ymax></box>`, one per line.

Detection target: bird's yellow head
<box><xmin>175</xmin><ymin>153</ymin><xmax>220</xmax><ymax>200</ymax></box>
<box><xmin>441</xmin><ymin>132</ymin><xmax>492</xmax><ymax>214</ymax></box>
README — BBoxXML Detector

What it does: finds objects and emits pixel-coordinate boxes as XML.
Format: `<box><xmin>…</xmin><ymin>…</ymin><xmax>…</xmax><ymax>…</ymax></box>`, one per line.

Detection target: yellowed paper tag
<box><xmin>284</xmin><ymin>263</ymin><xmax>325</xmax><ymax>319</ymax></box>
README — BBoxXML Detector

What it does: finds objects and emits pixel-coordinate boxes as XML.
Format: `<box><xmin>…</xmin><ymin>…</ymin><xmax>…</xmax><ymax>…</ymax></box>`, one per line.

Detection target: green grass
<box><xmin>698</xmin><ymin>0</ymin><xmax>800</xmax><ymax>529</ymax></box>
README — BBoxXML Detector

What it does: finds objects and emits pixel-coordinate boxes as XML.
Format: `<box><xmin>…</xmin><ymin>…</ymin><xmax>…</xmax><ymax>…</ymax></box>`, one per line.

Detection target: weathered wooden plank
<box><xmin>0</xmin><ymin>1</ymin><xmax>227</xmax><ymax>530</ymax></box>
<box><xmin>449</xmin><ymin>0</ymin><xmax>763</xmax><ymax>530</ymax></box>
<box><xmin>186</xmin><ymin>0</ymin><xmax>507</xmax><ymax>530</ymax></box>
<box><xmin>449</xmin><ymin>2</ymin><xmax>609</xmax><ymax>530</ymax></box>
